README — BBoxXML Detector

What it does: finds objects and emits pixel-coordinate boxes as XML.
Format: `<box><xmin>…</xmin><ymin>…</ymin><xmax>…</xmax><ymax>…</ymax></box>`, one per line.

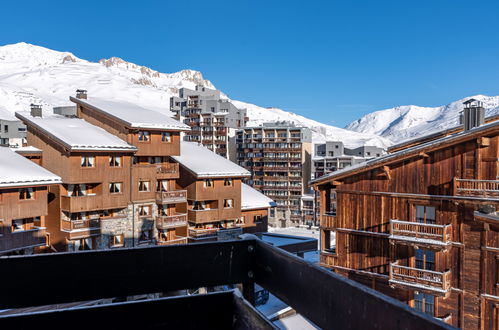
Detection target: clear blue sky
<box><xmin>1</xmin><ymin>0</ymin><xmax>499</xmax><ymax>127</ymax></box>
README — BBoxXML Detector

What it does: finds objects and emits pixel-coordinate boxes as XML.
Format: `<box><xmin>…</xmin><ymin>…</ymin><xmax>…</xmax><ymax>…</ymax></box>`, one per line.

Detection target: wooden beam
<box><xmin>383</xmin><ymin>166</ymin><xmax>392</xmax><ymax>180</ymax></box>
<box><xmin>332</xmin><ymin>181</ymin><xmax>342</xmax><ymax>186</ymax></box>
<box><xmin>477</xmin><ymin>137</ymin><xmax>490</xmax><ymax>147</ymax></box>
<box><xmin>418</xmin><ymin>152</ymin><xmax>430</xmax><ymax>158</ymax></box>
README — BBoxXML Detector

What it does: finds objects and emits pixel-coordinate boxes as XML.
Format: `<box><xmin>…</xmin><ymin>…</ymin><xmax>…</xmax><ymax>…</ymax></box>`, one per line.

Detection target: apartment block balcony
<box><xmin>60</xmin><ymin>195</ymin><xmax>103</xmax><ymax>213</ymax></box>
<box><xmin>157</xmin><ymin>236</ymin><xmax>188</xmax><ymax>246</ymax></box>
<box><xmin>389</xmin><ymin>262</ymin><xmax>452</xmax><ymax>294</ymax></box>
<box><xmin>187</xmin><ymin>209</ymin><xmax>219</xmax><ymax>223</ymax></box>
<box><xmin>188</xmin><ymin>227</ymin><xmax>219</xmax><ymax>238</ymax></box>
<box><xmin>389</xmin><ymin>219</ymin><xmax>452</xmax><ymax>248</ymax></box>
<box><xmin>215</xmin><ymin>128</ymin><xmax>227</xmax><ymax>135</ymax></box>
<box><xmin>453</xmin><ymin>178</ymin><xmax>499</xmax><ymax>197</ymax></box>
<box><xmin>155</xmin><ymin>190</ymin><xmax>187</xmax><ymax>204</ymax></box>
<box><xmin>156</xmin><ymin>213</ymin><xmax>188</xmax><ymax>229</ymax></box>
<box><xmin>61</xmin><ymin>219</ymin><xmax>99</xmax><ymax>231</ymax></box>
<box><xmin>321</xmin><ymin>213</ymin><xmax>337</xmax><ymax>229</ymax></box>
<box><xmin>0</xmin><ymin>228</ymin><xmax>46</xmax><ymax>253</ymax></box>
<box><xmin>320</xmin><ymin>251</ymin><xmax>338</xmax><ymax>268</ymax></box>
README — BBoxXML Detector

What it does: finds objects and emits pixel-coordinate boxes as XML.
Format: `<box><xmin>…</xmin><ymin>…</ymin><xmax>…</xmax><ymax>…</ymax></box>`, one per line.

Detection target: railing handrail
<box><xmin>391</xmin><ymin>219</ymin><xmax>451</xmax><ymax>229</ymax></box>
<box><xmin>455</xmin><ymin>178</ymin><xmax>499</xmax><ymax>183</ymax></box>
<box><xmin>390</xmin><ymin>262</ymin><xmax>448</xmax><ymax>276</ymax></box>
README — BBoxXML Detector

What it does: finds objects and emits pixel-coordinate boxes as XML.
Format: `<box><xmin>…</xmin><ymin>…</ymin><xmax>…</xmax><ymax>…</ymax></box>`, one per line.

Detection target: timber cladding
<box><xmin>314</xmin><ymin>125</ymin><xmax>499</xmax><ymax>328</ymax></box>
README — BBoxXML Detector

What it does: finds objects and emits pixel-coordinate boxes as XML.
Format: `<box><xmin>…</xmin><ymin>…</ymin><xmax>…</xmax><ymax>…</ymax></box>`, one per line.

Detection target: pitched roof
<box><xmin>16</xmin><ymin>112</ymin><xmax>137</xmax><ymax>152</ymax></box>
<box><xmin>0</xmin><ymin>147</ymin><xmax>61</xmax><ymax>188</ymax></box>
<box><xmin>70</xmin><ymin>97</ymin><xmax>190</xmax><ymax>131</ymax></box>
<box><xmin>310</xmin><ymin>120</ymin><xmax>499</xmax><ymax>186</ymax></box>
<box><xmin>0</xmin><ymin>106</ymin><xmax>18</xmax><ymax>121</ymax></box>
<box><xmin>241</xmin><ymin>183</ymin><xmax>276</xmax><ymax>210</ymax></box>
<box><xmin>172</xmin><ymin>142</ymin><xmax>250</xmax><ymax>178</ymax></box>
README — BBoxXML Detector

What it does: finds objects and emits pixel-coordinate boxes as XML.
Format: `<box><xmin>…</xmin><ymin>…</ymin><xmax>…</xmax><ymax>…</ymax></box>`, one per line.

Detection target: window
<box><xmin>414</xmin><ymin>293</ymin><xmax>435</xmax><ymax>317</ymax></box>
<box><xmin>138</xmin><ymin>131</ymin><xmax>150</xmax><ymax>141</ymax></box>
<box><xmin>157</xmin><ymin>180</ymin><xmax>168</xmax><ymax>192</ymax></box>
<box><xmin>254</xmin><ymin>215</ymin><xmax>263</xmax><ymax>223</ymax></box>
<box><xmin>12</xmin><ymin>219</ymin><xmax>25</xmax><ymax>232</ymax></box>
<box><xmin>67</xmin><ymin>184</ymin><xmax>87</xmax><ymax>197</ymax></box>
<box><xmin>224</xmin><ymin>178</ymin><xmax>233</xmax><ymax>186</ymax></box>
<box><xmin>138</xmin><ymin>181</ymin><xmax>150</xmax><ymax>192</ymax></box>
<box><xmin>139</xmin><ymin>230</ymin><xmax>153</xmax><ymax>242</ymax></box>
<box><xmin>109</xmin><ymin>182</ymin><xmax>122</xmax><ymax>194</ymax></box>
<box><xmin>109</xmin><ymin>156</ymin><xmax>122</xmax><ymax>167</ymax></box>
<box><xmin>415</xmin><ymin>249</ymin><xmax>435</xmax><ymax>271</ymax></box>
<box><xmin>161</xmin><ymin>132</ymin><xmax>171</xmax><ymax>142</ymax></box>
<box><xmin>81</xmin><ymin>156</ymin><xmax>95</xmax><ymax>168</ymax></box>
<box><xmin>204</xmin><ymin>179</ymin><xmax>214</xmax><ymax>188</ymax></box>
<box><xmin>192</xmin><ymin>201</ymin><xmax>206</xmax><ymax>211</ymax></box>
<box><xmin>111</xmin><ymin>234</ymin><xmax>124</xmax><ymax>247</ymax></box>
<box><xmin>415</xmin><ymin>205</ymin><xmax>436</xmax><ymax>224</ymax></box>
<box><xmin>19</xmin><ymin>187</ymin><xmax>34</xmax><ymax>200</ymax></box>
<box><xmin>324</xmin><ymin>230</ymin><xmax>336</xmax><ymax>254</ymax></box>
<box><xmin>224</xmin><ymin>199</ymin><xmax>233</xmax><ymax>208</ymax></box>
<box><xmin>71</xmin><ymin>237</ymin><xmax>94</xmax><ymax>251</ymax></box>
<box><xmin>148</xmin><ymin>156</ymin><xmax>162</xmax><ymax>164</ymax></box>
<box><xmin>4</xmin><ymin>125</ymin><xmax>8</xmax><ymax>133</ymax></box>
<box><xmin>138</xmin><ymin>205</ymin><xmax>151</xmax><ymax>217</ymax></box>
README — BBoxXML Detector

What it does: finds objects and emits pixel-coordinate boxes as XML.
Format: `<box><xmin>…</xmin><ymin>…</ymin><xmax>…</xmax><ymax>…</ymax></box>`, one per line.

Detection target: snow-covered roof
<box><xmin>11</xmin><ymin>146</ymin><xmax>42</xmax><ymax>153</ymax></box>
<box><xmin>16</xmin><ymin>112</ymin><xmax>137</xmax><ymax>152</ymax></box>
<box><xmin>241</xmin><ymin>183</ymin><xmax>276</xmax><ymax>210</ymax></box>
<box><xmin>172</xmin><ymin>142</ymin><xmax>250</xmax><ymax>178</ymax></box>
<box><xmin>0</xmin><ymin>106</ymin><xmax>18</xmax><ymax>121</ymax></box>
<box><xmin>311</xmin><ymin>120</ymin><xmax>499</xmax><ymax>185</ymax></box>
<box><xmin>71</xmin><ymin>97</ymin><xmax>190</xmax><ymax>131</ymax></box>
<box><xmin>0</xmin><ymin>147</ymin><xmax>61</xmax><ymax>188</ymax></box>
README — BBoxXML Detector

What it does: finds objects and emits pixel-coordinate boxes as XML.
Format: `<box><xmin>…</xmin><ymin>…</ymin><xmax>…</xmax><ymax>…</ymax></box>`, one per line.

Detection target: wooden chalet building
<box><xmin>240</xmin><ymin>183</ymin><xmax>276</xmax><ymax>233</ymax></box>
<box><xmin>172</xmin><ymin>141</ymin><xmax>251</xmax><ymax>241</ymax></box>
<box><xmin>0</xmin><ymin>147</ymin><xmax>61</xmax><ymax>255</ymax></box>
<box><xmin>70</xmin><ymin>92</ymin><xmax>192</xmax><ymax>246</ymax></box>
<box><xmin>16</xmin><ymin>112</ymin><xmax>138</xmax><ymax>251</ymax></box>
<box><xmin>311</xmin><ymin>99</ymin><xmax>499</xmax><ymax>329</ymax></box>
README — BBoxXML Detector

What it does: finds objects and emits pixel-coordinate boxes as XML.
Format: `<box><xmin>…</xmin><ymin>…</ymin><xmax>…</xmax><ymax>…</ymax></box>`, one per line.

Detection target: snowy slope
<box><xmin>346</xmin><ymin>95</ymin><xmax>499</xmax><ymax>143</ymax></box>
<box><xmin>0</xmin><ymin>42</ymin><xmax>390</xmax><ymax>148</ymax></box>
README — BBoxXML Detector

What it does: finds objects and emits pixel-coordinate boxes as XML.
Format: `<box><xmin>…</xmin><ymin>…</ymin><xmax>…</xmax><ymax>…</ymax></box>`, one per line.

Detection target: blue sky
<box><xmin>1</xmin><ymin>0</ymin><xmax>499</xmax><ymax>127</ymax></box>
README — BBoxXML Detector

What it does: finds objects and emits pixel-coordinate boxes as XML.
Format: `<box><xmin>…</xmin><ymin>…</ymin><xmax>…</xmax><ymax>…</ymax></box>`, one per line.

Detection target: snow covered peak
<box><xmin>346</xmin><ymin>94</ymin><xmax>499</xmax><ymax>143</ymax></box>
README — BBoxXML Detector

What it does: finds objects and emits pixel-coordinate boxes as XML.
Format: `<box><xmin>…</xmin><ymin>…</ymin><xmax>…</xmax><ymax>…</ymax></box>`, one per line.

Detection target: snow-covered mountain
<box><xmin>0</xmin><ymin>42</ymin><xmax>390</xmax><ymax>148</ymax></box>
<box><xmin>346</xmin><ymin>95</ymin><xmax>499</xmax><ymax>143</ymax></box>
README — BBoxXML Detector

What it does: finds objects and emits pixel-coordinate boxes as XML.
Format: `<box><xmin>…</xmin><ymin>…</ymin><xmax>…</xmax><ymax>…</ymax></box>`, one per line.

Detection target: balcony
<box><xmin>0</xmin><ymin>228</ymin><xmax>46</xmax><ymax>252</ymax></box>
<box><xmin>157</xmin><ymin>236</ymin><xmax>188</xmax><ymax>246</ymax></box>
<box><xmin>187</xmin><ymin>209</ymin><xmax>219</xmax><ymax>224</ymax></box>
<box><xmin>389</xmin><ymin>262</ymin><xmax>452</xmax><ymax>294</ymax></box>
<box><xmin>60</xmin><ymin>195</ymin><xmax>103</xmax><ymax>213</ymax></box>
<box><xmin>188</xmin><ymin>227</ymin><xmax>219</xmax><ymax>238</ymax></box>
<box><xmin>155</xmin><ymin>190</ymin><xmax>187</xmax><ymax>204</ymax></box>
<box><xmin>61</xmin><ymin>219</ymin><xmax>99</xmax><ymax>231</ymax></box>
<box><xmin>134</xmin><ymin>163</ymin><xmax>180</xmax><ymax>179</ymax></box>
<box><xmin>0</xmin><ymin>240</ymin><xmax>447</xmax><ymax>329</ymax></box>
<box><xmin>156</xmin><ymin>213</ymin><xmax>187</xmax><ymax>229</ymax></box>
<box><xmin>389</xmin><ymin>220</ymin><xmax>452</xmax><ymax>247</ymax></box>
<box><xmin>321</xmin><ymin>213</ymin><xmax>337</xmax><ymax>229</ymax></box>
<box><xmin>454</xmin><ymin>178</ymin><xmax>499</xmax><ymax>197</ymax></box>
<box><xmin>320</xmin><ymin>251</ymin><xmax>338</xmax><ymax>268</ymax></box>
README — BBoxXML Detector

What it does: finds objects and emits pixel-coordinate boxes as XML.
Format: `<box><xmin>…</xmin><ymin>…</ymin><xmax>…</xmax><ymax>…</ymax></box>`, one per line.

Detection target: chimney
<box><xmin>76</xmin><ymin>89</ymin><xmax>88</xmax><ymax>99</ymax></box>
<box><xmin>30</xmin><ymin>104</ymin><xmax>42</xmax><ymax>118</ymax></box>
<box><xmin>461</xmin><ymin>99</ymin><xmax>485</xmax><ymax>131</ymax></box>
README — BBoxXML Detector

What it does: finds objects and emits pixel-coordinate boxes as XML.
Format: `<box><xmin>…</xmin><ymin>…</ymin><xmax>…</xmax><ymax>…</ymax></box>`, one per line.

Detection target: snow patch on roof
<box><xmin>16</xmin><ymin>112</ymin><xmax>137</xmax><ymax>151</ymax></box>
<box><xmin>172</xmin><ymin>142</ymin><xmax>250</xmax><ymax>178</ymax></box>
<box><xmin>241</xmin><ymin>183</ymin><xmax>276</xmax><ymax>210</ymax></box>
<box><xmin>0</xmin><ymin>147</ymin><xmax>61</xmax><ymax>187</ymax></box>
<box><xmin>72</xmin><ymin>97</ymin><xmax>190</xmax><ymax>130</ymax></box>
<box><xmin>0</xmin><ymin>105</ymin><xmax>18</xmax><ymax>121</ymax></box>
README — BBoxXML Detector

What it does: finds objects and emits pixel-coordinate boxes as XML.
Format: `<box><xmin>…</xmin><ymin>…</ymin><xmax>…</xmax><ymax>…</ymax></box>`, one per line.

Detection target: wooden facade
<box><xmin>312</xmin><ymin>120</ymin><xmax>499</xmax><ymax>329</ymax></box>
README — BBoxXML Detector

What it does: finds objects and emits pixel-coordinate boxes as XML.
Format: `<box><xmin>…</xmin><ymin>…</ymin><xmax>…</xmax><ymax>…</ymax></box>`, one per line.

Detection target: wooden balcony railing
<box><xmin>454</xmin><ymin>178</ymin><xmax>499</xmax><ymax>197</ymax></box>
<box><xmin>0</xmin><ymin>229</ymin><xmax>46</xmax><ymax>252</ymax></box>
<box><xmin>61</xmin><ymin>219</ymin><xmax>100</xmax><ymax>231</ymax></box>
<box><xmin>60</xmin><ymin>195</ymin><xmax>103</xmax><ymax>213</ymax></box>
<box><xmin>156</xmin><ymin>213</ymin><xmax>187</xmax><ymax>229</ymax></box>
<box><xmin>188</xmin><ymin>228</ymin><xmax>219</xmax><ymax>238</ymax></box>
<box><xmin>320</xmin><ymin>252</ymin><xmax>338</xmax><ymax>268</ymax></box>
<box><xmin>389</xmin><ymin>220</ymin><xmax>452</xmax><ymax>244</ymax></box>
<box><xmin>157</xmin><ymin>236</ymin><xmax>188</xmax><ymax>246</ymax></box>
<box><xmin>389</xmin><ymin>263</ymin><xmax>451</xmax><ymax>292</ymax></box>
<box><xmin>155</xmin><ymin>190</ymin><xmax>187</xmax><ymax>204</ymax></box>
<box><xmin>187</xmin><ymin>209</ymin><xmax>219</xmax><ymax>223</ymax></box>
<box><xmin>321</xmin><ymin>213</ymin><xmax>337</xmax><ymax>229</ymax></box>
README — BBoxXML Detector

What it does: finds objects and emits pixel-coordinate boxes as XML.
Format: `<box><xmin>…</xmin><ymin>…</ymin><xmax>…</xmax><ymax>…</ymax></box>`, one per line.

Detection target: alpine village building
<box><xmin>311</xmin><ymin>99</ymin><xmax>499</xmax><ymax>329</ymax></box>
<box><xmin>0</xmin><ymin>147</ymin><xmax>61</xmax><ymax>254</ymax></box>
<box><xmin>11</xmin><ymin>90</ymin><xmax>273</xmax><ymax>253</ymax></box>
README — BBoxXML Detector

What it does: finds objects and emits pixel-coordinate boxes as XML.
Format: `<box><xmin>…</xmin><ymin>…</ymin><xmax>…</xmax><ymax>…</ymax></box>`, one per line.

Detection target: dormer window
<box><xmin>81</xmin><ymin>156</ymin><xmax>95</xmax><ymax>168</ymax></box>
<box><xmin>161</xmin><ymin>132</ymin><xmax>171</xmax><ymax>142</ymax></box>
<box><xmin>138</xmin><ymin>131</ymin><xmax>150</xmax><ymax>142</ymax></box>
